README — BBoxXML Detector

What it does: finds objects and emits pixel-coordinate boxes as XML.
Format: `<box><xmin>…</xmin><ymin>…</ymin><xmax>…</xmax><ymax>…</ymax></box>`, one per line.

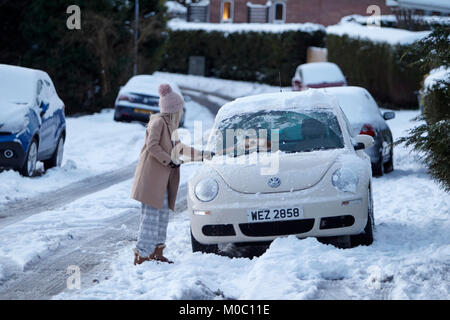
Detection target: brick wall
<box><xmin>208</xmin><ymin>0</ymin><xmax>392</xmax><ymax>25</ymax></box>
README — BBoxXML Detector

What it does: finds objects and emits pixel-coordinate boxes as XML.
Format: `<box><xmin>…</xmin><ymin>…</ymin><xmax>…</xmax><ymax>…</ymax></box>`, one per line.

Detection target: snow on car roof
<box><xmin>123</xmin><ymin>75</ymin><xmax>182</xmax><ymax>96</ymax></box>
<box><xmin>320</xmin><ymin>86</ymin><xmax>381</xmax><ymax>124</ymax></box>
<box><xmin>216</xmin><ymin>90</ymin><xmax>340</xmax><ymax>123</ymax></box>
<box><xmin>298</xmin><ymin>62</ymin><xmax>345</xmax><ymax>85</ymax></box>
<box><xmin>0</xmin><ymin>64</ymin><xmax>41</xmax><ymax>105</ymax></box>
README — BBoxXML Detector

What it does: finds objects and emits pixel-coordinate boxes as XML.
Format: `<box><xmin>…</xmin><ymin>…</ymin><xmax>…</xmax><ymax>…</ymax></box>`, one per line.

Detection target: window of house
<box><xmin>273</xmin><ymin>2</ymin><xmax>285</xmax><ymax>23</ymax></box>
<box><xmin>222</xmin><ymin>1</ymin><xmax>233</xmax><ymax>22</ymax></box>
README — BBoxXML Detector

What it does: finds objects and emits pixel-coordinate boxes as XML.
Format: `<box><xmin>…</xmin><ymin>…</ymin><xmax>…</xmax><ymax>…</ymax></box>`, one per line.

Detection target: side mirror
<box><xmin>354</xmin><ymin>134</ymin><xmax>374</xmax><ymax>150</ymax></box>
<box><xmin>39</xmin><ymin>101</ymin><xmax>49</xmax><ymax>117</ymax></box>
<box><xmin>383</xmin><ymin>111</ymin><xmax>395</xmax><ymax>120</ymax></box>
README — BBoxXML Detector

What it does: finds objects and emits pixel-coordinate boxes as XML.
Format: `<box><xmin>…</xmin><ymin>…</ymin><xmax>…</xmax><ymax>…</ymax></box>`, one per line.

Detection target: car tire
<box><xmin>19</xmin><ymin>139</ymin><xmax>38</xmax><ymax>177</ymax></box>
<box><xmin>350</xmin><ymin>188</ymin><xmax>374</xmax><ymax>247</ymax></box>
<box><xmin>383</xmin><ymin>152</ymin><xmax>394</xmax><ymax>174</ymax></box>
<box><xmin>372</xmin><ymin>153</ymin><xmax>384</xmax><ymax>177</ymax></box>
<box><xmin>191</xmin><ymin>230</ymin><xmax>219</xmax><ymax>254</ymax></box>
<box><xmin>44</xmin><ymin>135</ymin><xmax>65</xmax><ymax>170</ymax></box>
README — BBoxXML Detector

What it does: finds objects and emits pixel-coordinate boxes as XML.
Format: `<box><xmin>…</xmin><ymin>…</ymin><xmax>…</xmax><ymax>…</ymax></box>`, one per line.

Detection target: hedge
<box><xmin>160</xmin><ymin>29</ymin><xmax>326</xmax><ymax>86</ymax></box>
<box><xmin>326</xmin><ymin>34</ymin><xmax>425</xmax><ymax>109</ymax></box>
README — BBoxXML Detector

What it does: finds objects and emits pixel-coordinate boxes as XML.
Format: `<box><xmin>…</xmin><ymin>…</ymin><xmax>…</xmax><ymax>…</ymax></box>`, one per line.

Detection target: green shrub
<box><xmin>326</xmin><ymin>34</ymin><xmax>425</xmax><ymax>109</ymax></box>
<box><xmin>160</xmin><ymin>29</ymin><xmax>326</xmax><ymax>86</ymax></box>
<box><xmin>397</xmin><ymin>27</ymin><xmax>450</xmax><ymax>191</ymax></box>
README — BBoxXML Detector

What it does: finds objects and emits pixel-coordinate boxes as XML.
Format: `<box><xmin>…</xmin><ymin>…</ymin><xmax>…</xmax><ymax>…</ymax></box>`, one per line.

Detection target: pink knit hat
<box><xmin>158</xmin><ymin>84</ymin><xmax>184</xmax><ymax>114</ymax></box>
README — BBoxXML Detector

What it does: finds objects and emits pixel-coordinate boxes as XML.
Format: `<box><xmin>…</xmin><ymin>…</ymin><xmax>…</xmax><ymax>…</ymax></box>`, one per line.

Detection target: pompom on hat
<box><xmin>158</xmin><ymin>84</ymin><xmax>184</xmax><ymax>114</ymax></box>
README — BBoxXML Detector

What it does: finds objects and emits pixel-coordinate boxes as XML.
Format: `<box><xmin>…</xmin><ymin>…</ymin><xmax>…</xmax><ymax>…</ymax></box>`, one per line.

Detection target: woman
<box><xmin>131</xmin><ymin>83</ymin><xmax>208</xmax><ymax>265</ymax></box>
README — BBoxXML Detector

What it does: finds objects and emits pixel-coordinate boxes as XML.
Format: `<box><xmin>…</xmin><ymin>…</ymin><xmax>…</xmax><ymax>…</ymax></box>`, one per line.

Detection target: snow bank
<box><xmin>168</xmin><ymin>19</ymin><xmax>325</xmax><ymax>34</ymax></box>
<box><xmin>326</xmin><ymin>22</ymin><xmax>430</xmax><ymax>45</ymax></box>
<box><xmin>424</xmin><ymin>66</ymin><xmax>450</xmax><ymax>92</ymax></box>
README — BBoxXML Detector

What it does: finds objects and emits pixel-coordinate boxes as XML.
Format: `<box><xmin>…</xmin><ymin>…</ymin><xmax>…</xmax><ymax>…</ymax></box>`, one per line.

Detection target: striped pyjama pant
<box><xmin>136</xmin><ymin>192</ymin><xmax>170</xmax><ymax>257</ymax></box>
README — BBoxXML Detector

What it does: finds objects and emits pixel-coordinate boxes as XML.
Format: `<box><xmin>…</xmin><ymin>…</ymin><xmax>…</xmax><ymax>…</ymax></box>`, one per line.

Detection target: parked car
<box><xmin>114</xmin><ymin>75</ymin><xmax>185</xmax><ymax>127</ymax></box>
<box><xmin>292</xmin><ymin>62</ymin><xmax>347</xmax><ymax>91</ymax></box>
<box><xmin>0</xmin><ymin>64</ymin><xmax>66</xmax><ymax>177</ymax></box>
<box><xmin>321</xmin><ymin>86</ymin><xmax>395</xmax><ymax>176</ymax></box>
<box><xmin>188</xmin><ymin>90</ymin><xmax>375</xmax><ymax>253</ymax></box>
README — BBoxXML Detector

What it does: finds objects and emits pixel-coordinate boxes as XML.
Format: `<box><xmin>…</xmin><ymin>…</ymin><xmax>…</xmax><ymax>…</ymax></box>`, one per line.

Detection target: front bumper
<box><xmin>0</xmin><ymin>140</ymin><xmax>26</xmax><ymax>170</ymax></box>
<box><xmin>189</xmin><ymin>186</ymin><xmax>369</xmax><ymax>245</ymax></box>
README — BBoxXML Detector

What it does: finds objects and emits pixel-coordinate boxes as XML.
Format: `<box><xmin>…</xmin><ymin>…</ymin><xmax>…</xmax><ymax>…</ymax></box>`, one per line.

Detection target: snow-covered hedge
<box><xmin>160</xmin><ymin>20</ymin><xmax>325</xmax><ymax>86</ymax></box>
<box><xmin>326</xmin><ymin>22</ymin><xmax>429</xmax><ymax>108</ymax></box>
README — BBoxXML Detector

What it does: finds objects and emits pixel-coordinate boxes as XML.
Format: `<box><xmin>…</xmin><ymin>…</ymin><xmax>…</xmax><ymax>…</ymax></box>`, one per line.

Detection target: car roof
<box><xmin>123</xmin><ymin>75</ymin><xmax>182</xmax><ymax>96</ymax></box>
<box><xmin>216</xmin><ymin>90</ymin><xmax>341</xmax><ymax>123</ymax></box>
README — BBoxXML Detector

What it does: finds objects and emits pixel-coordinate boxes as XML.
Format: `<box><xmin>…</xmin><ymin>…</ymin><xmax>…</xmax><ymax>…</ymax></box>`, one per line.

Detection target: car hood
<box><xmin>0</xmin><ymin>101</ymin><xmax>31</xmax><ymax>133</ymax></box>
<box><xmin>207</xmin><ymin>149</ymin><xmax>345</xmax><ymax>194</ymax></box>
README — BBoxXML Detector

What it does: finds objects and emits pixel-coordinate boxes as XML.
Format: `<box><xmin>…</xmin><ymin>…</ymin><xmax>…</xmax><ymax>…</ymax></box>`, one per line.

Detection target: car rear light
<box><xmin>360</xmin><ymin>124</ymin><xmax>377</xmax><ymax>137</ymax></box>
<box><xmin>292</xmin><ymin>80</ymin><xmax>302</xmax><ymax>91</ymax></box>
<box><xmin>118</xmin><ymin>95</ymin><xmax>135</xmax><ymax>102</ymax></box>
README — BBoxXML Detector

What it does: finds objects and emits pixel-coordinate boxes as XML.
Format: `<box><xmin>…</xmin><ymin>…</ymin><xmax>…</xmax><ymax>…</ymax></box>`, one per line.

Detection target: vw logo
<box><xmin>268</xmin><ymin>177</ymin><xmax>281</xmax><ymax>188</ymax></box>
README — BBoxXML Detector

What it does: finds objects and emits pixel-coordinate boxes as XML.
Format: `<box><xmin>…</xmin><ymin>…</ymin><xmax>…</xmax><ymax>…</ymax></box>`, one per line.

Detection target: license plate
<box><xmin>247</xmin><ymin>207</ymin><xmax>304</xmax><ymax>223</ymax></box>
<box><xmin>134</xmin><ymin>108</ymin><xmax>153</xmax><ymax>114</ymax></box>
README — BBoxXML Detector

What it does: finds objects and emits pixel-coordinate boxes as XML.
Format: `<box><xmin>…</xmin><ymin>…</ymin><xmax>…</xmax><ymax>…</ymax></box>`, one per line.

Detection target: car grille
<box><xmin>239</xmin><ymin>219</ymin><xmax>315</xmax><ymax>237</ymax></box>
<box><xmin>319</xmin><ymin>215</ymin><xmax>355</xmax><ymax>229</ymax></box>
<box><xmin>202</xmin><ymin>224</ymin><xmax>236</xmax><ymax>237</ymax></box>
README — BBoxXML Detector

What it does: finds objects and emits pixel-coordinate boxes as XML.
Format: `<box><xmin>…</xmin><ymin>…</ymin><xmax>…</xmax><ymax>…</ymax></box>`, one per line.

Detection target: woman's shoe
<box><xmin>150</xmin><ymin>244</ymin><xmax>174</xmax><ymax>264</ymax></box>
<box><xmin>133</xmin><ymin>248</ymin><xmax>150</xmax><ymax>266</ymax></box>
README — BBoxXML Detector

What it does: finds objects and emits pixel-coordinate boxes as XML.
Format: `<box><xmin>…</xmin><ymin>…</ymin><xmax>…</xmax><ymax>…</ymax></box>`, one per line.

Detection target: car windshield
<box><xmin>212</xmin><ymin>109</ymin><xmax>344</xmax><ymax>156</ymax></box>
<box><xmin>0</xmin><ymin>69</ymin><xmax>36</xmax><ymax>105</ymax></box>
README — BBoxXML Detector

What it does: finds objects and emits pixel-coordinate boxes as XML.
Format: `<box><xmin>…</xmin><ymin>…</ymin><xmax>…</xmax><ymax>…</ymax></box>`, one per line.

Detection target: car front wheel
<box><xmin>20</xmin><ymin>139</ymin><xmax>38</xmax><ymax>177</ymax></box>
<box><xmin>44</xmin><ymin>135</ymin><xmax>64</xmax><ymax>170</ymax></box>
<box><xmin>191</xmin><ymin>230</ymin><xmax>219</xmax><ymax>254</ymax></box>
<box><xmin>350</xmin><ymin>188</ymin><xmax>374</xmax><ymax>247</ymax></box>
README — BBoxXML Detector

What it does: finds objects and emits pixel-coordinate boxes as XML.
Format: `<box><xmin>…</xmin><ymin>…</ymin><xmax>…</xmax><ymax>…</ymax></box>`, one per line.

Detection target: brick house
<box><xmin>188</xmin><ymin>0</ymin><xmax>392</xmax><ymax>26</ymax></box>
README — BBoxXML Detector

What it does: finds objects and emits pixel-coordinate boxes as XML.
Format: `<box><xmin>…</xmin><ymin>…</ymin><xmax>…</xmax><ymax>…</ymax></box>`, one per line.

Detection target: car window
<box><xmin>214</xmin><ymin>109</ymin><xmax>344</xmax><ymax>156</ymax></box>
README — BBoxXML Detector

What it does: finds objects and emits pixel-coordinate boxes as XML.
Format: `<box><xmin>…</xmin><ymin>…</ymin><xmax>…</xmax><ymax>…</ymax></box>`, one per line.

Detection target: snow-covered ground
<box><xmin>52</xmin><ymin>109</ymin><xmax>449</xmax><ymax>300</ymax></box>
<box><xmin>0</xmin><ymin>99</ymin><xmax>215</xmax><ymax>285</ymax></box>
<box><xmin>0</xmin><ymin>100</ymin><xmax>213</xmax><ymax>206</ymax></box>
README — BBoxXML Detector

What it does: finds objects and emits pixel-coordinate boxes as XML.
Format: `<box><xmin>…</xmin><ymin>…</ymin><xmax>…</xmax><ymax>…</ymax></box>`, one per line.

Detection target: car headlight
<box><xmin>194</xmin><ymin>178</ymin><xmax>219</xmax><ymax>202</ymax></box>
<box><xmin>332</xmin><ymin>168</ymin><xmax>359</xmax><ymax>193</ymax></box>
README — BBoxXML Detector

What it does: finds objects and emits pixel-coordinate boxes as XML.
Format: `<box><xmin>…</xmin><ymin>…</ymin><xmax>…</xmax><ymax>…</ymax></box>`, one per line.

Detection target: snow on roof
<box><xmin>396</xmin><ymin>0</ymin><xmax>450</xmax><ymax>13</ymax></box>
<box><xmin>298</xmin><ymin>62</ymin><xmax>345</xmax><ymax>85</ymax></box>
<box><xmin>424</xmin><ymin>66</ymin><xmax>450</xmax><ymax>92</ymax></box>
<box><xmin>216</xmin><ymin>90</ymin><xmax>339</xmax><ymax>123</ymax></box>
<box><xmin>320</xmin><ymin>86</ymin><xmax>382</xmax><ymax>124</ymax></box>
<box><xmin>168</xmin><ymin>19</ymin><xmax>325</xmax><ymax>34</ymax></box>
<box><xmin>326</xmin><ymin>22</ymin><xmax>430</xmax><ymax>45</ymax></box>
<box><xmin>0</xmin><ymin>64</ymin><xmax>40</xmax><ymax>105</ymax></box>
<box><xmin>165</xmin><ymin>1</ymin><xmax>187</xmax><ymax>14</ymax></box>
<box><xmin>123</xmin><ymin>75</ymin><xmax>182</xmax><ymax>96</ymax></box>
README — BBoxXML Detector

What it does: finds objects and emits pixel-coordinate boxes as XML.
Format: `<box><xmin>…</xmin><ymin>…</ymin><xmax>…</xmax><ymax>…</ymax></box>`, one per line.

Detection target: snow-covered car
<box><xmin>321</xmin><ymin>86</ymin><xmax>395</xmax><ymax>176</ymax></box>
<box><xmin>0</xmin><ymin>64</ymin><xmax>66</xmax><ymax>177</ymax></box>
<box><xmin>188</xmin><ymin>90</ymin><xmax>375</xmax><ymax>253</ymax></box>
<box><xmin>292</xmin><ymin>62</ymin><xmax>347</xmax><ymax>91</ymax></box>
<box><xmin>114</xmin><ymin>75</ymin><xmax>186</xmax><ymax>127</ymax></box>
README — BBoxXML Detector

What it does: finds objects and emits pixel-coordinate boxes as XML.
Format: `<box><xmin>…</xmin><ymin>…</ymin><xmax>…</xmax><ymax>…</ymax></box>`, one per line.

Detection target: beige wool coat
<box><xmin>131</xmin><ymin>114</ymin><xmax>202</xmax><ymax>211</ymax></box>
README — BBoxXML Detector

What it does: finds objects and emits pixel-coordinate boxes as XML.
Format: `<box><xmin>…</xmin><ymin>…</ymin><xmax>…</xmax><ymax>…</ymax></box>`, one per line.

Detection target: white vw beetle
<box><xmin>188</xmin><ymin>90</ymin><xmax>374</xmax><ymax>253</ymax></box>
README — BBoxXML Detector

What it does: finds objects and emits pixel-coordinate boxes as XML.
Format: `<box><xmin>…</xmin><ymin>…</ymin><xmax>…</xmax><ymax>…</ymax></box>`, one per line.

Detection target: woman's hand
<box><xmin>168</xmin><ymin>161</ymin><xmax>182</xmax><ymax>168</ymax></box>
<box><xmin>202</xmin><ymin>151</ymin><xmax>215</xmax><ymax>161</ymax></box>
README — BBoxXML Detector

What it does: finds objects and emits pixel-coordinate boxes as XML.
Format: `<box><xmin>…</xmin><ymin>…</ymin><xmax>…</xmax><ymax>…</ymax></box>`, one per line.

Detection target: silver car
<box><xmin>321</xmin><ymin>87</ymin><xmax>395</xmax><ymax>176</ymax></box>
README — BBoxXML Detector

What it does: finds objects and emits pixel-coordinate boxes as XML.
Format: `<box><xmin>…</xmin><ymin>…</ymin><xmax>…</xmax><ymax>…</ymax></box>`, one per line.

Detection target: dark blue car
<box><xmin>0</xmin><ymin>64</ymin><xmax>66</xmax><ymax>177</ymax></box>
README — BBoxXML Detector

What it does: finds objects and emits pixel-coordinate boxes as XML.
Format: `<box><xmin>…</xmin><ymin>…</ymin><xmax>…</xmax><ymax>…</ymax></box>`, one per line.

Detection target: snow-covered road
<box><xmin>0</xmin><ymin>93</ymin><xmax>448</xmax><ymax>299</ymax></box>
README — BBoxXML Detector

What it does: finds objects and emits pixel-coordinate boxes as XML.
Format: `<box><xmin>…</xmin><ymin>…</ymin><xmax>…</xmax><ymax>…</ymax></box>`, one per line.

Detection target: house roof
<box><xmin>388</xmin><ymin>0</ymin><xmax>450</xmax><ymax>13</ymax></box>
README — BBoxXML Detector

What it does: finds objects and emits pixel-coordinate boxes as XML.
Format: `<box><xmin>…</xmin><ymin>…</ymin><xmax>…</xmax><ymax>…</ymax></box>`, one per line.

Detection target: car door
<box><xmin>36</xmin><ymin>78</ymin><xmax>53</xmax><ymax>158</ymax></box>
